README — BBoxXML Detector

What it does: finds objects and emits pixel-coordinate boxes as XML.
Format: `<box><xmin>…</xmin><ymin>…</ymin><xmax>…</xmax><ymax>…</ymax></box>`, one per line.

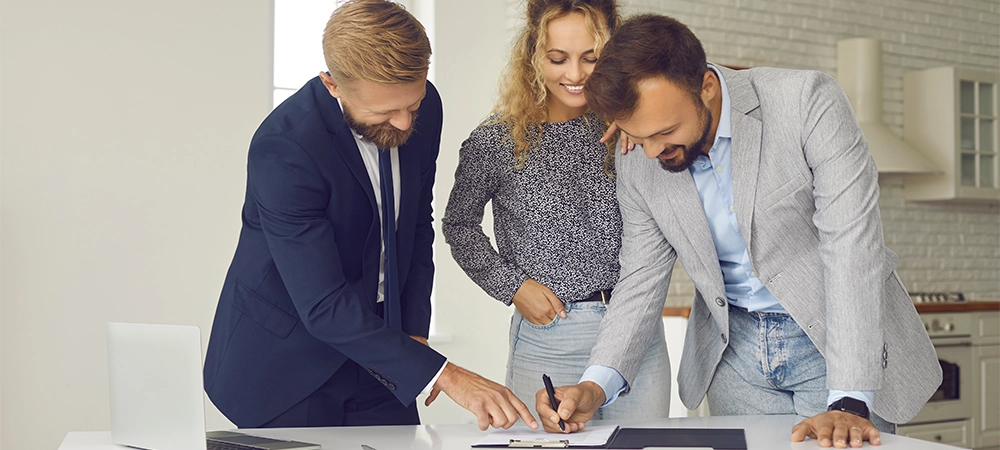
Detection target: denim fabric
<box><xmin>707</xmin><ymin>306</ymin><xmax>895</xmax><ymax>433</ymax></box>
<box><xmin>507</xmin><ymin>301</ymin><xmax>671</xmax><ymax>420</ymax></box>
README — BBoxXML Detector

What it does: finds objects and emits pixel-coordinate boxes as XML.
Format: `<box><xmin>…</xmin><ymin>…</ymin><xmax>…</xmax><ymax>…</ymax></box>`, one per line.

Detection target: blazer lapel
<box><xmin>720</xmin><ymin>67</ymin><xmax>763</xmax><ymax>252</ymax></box>
<box><xmin>314</xmin><ymin>81</ymin><xmax>378</xmax><ymax>213</ymax></box>
<box><xmin>647</xmin><ymin>163</ymin><xmax>723</xmax><ymax>286</ymax></box>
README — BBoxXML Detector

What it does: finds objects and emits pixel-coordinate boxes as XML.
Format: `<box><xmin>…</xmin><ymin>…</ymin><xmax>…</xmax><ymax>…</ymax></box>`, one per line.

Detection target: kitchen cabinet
<box><xmin>903</xmin><ymin>66</ymin><xmax>999</xmax><ymax>202</ymax></box>
<box><xmin>974</xmin><ymin>312</ymin><xmax>1000</xmax><ymax>449</ymax></box>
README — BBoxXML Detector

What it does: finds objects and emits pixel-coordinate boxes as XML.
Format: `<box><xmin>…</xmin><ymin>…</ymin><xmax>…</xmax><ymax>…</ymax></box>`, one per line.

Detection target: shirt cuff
<box><xmin>827</xmin><ymin>390</ymin><xmax>875</xmax><ymax>411</ymax></box>
<box><xmin>580</xmin><ymin>365</ymin><xmax>628</xmax><ymax>407</ymax></box>
<box><xmin>421</xmin><ymin>359</ymin><xmax>448</xmax><ymax>395</ymax></box>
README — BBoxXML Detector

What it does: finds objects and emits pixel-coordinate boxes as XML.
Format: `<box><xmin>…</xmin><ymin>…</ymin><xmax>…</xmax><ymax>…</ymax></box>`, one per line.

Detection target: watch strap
<box><xmin>828</xmin><ymin>396</ymin><xmax>870</xmax><ymax>419</ymax></box>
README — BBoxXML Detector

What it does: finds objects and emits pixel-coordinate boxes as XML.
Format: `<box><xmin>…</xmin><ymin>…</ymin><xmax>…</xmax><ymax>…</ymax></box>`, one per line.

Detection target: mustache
<box><xmin>343</xmin><ymin>110</ymin><xmax>419</xmax><ymax>149</ymax></box>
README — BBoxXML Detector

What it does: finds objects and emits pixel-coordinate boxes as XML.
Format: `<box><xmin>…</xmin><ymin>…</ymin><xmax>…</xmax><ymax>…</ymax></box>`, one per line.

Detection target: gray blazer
<box><xmin>588</xmin><ymin>66</ymin><xmax>941</xmax><ymax>424</ymax></box>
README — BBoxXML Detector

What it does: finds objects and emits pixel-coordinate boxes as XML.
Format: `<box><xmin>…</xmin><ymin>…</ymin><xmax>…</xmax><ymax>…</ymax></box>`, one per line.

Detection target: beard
<box><xmin>658</xmin><ymin>106</ymin><xmax>714</xmax><ymax>173</ymax></box>
<box><xmin>342</xmin><ymin>105</ymin><xmax>418</xmax><ymax>150</ymax></box>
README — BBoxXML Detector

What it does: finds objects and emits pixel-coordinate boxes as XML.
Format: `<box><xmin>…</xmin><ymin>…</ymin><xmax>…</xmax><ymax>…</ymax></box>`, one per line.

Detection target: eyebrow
<box><xmin>368</xmin><ymin>97</ymin><xmax>424</xmax><ymax>115</ymax></box>
<box><xmin>545</xmin><ymin>48</ymin><xmax>596</xmax><ymax>56</ymax></box>
<box><xmin>618</xmin><ymin>124</ymin><xmax>679</xmax><ymax>140</ymax></box>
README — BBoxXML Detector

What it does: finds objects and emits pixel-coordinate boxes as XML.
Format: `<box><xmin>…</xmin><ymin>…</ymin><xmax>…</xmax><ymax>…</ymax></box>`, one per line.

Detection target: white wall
<box><xmin>0</xmin><ymin>1</ymin><xmax>272</xmax><ymax>449</ymax></box>
<box><xmin>416</xmin><ymin>0</ymin><xmax>514</xmax><ymax>424</ymax></box>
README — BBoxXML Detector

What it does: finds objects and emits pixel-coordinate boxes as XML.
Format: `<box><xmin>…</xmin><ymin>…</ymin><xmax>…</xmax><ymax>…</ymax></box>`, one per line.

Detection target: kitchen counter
<box><xmin>913</xmin><ymin>301</ymin><xmax>1000</xmax><ymax>314</ymax></box>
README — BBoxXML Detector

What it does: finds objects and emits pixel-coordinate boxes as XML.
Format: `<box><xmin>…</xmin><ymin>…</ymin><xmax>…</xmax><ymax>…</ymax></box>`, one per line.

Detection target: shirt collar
<box><xmin>710</xmin><ymin>63</ymin><xmax>732</xmax><ymax>142</ymax></box>
<box><xmin>691</xmin><ymin>64</ymin><xmax>733</xmax><ymax>171</ymax></box>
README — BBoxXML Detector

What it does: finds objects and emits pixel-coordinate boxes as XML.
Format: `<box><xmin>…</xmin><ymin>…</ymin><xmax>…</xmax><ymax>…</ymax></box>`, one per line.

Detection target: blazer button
<box><xmin>721</xmin><ymin>333</ymin><xmax>728</xmax><ymax>344</ymax></box>
<box><xmin>716</xmin><ymin>297</ymin><xmax>726</xmax><ymax>307</ymax></box>
<box><xmin>368</xmin><ymin>369</ymin><xmax>375</xmax><ymax>375</ymax></box>
<box><xmin>381</xmin><ymin>379</ymin><xmax>388</xmax><ymax>386</ymax></box>
<box><xmin>386</xmin><ymin>383</ymin><xmax>396</xmax><ymax>391</ymax></box>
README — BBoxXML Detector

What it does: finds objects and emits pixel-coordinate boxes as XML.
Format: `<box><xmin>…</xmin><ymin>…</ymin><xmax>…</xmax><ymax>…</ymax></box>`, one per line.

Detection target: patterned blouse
<box><xmin>442</xmin><ymin>113</ymin><xmax>622</xmax><ymax>305</ymax></box>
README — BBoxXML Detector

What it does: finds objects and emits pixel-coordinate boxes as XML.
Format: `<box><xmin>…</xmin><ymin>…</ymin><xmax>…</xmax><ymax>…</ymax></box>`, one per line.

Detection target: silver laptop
<box><xmin>107</xmin><ymin>322</ymin><xmax>320</xmax><ymax>450</ymax></box>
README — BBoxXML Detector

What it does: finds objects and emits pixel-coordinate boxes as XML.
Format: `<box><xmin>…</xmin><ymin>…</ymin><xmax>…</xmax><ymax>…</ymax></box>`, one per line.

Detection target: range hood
<box><xmin>836</xmin><ymin>38</ymin><xmax>940</xmax><ymax>174</ymax></box>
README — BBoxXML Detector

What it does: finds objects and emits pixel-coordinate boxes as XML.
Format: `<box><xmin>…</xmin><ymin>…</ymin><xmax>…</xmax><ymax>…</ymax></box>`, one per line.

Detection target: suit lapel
<box><xmin>720</xmin><ymin>67</ymin><xmax>763</xmax><ymax>252</ymax></box>
<box><xmin>648</xmin><ymin>163</ymin><xmax>723</xmax><ymax>285</ymax></box>
<box><xmin>314</xmin><ymin>81</ymin><xmax>378</xmax><ymax>214</ymax></box>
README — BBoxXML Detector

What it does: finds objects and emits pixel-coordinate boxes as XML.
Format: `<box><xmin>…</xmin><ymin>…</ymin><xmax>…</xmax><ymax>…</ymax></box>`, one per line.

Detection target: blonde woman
<box><xmin>442</xmin><ymin>0</ymin><xmax>670</xmax><ymax>420</ymax></box>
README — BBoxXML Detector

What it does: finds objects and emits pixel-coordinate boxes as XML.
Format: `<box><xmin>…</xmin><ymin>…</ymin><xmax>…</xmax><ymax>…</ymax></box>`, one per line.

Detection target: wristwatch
<box><xmin>828</xmin><ymin>397</ymin><xmax>870</xmax><ymax>419</ymax></box>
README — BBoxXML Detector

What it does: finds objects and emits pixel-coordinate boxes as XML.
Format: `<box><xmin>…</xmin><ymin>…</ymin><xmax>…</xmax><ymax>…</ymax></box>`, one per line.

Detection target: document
<box><xmin>473</xmin><ymin>424</ymin><xmax>619</xmax><ymax>448</ymax></box>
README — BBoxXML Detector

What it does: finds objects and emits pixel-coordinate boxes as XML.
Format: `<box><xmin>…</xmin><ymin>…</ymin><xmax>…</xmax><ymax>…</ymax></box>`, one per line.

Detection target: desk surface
<box><xmin>60</xmin><ymin>415</ymin><xmax>964</xmax><ymax>450</ymax></box>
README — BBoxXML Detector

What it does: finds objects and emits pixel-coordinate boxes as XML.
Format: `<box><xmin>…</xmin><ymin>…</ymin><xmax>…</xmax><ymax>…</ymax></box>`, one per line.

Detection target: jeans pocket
<box><xmin>521</xmin><ymin>314</ymin><xmax>560</xmax><ymax>330</ymax></box>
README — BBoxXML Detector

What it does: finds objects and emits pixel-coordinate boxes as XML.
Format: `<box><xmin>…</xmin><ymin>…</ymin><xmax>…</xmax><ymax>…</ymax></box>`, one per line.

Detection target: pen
<box><xmin>541</xmin><ymin>373</ymin><xmax>565</xmax><ymax>432</ymax></box>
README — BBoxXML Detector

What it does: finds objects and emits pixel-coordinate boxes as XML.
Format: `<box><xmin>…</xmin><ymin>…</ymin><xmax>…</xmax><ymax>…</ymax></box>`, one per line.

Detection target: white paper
<box><xmin>473</xmin><ymin>424</ymin><xmax>619</xmax><ymax>447</ymax></box>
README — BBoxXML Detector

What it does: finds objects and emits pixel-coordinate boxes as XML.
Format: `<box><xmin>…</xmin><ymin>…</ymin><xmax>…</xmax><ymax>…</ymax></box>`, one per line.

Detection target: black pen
<box><xmin>541</xmin><ymin>373</ymin><xmax>565</xmax><ymax>432</ymax></box>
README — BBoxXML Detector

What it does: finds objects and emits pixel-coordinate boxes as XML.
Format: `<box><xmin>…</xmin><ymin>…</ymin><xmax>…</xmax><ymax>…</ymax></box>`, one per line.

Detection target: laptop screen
<box><xmin>107</xmin><ymin>322</ymin><xmax>208</xmax><ymax>450</ymax></box>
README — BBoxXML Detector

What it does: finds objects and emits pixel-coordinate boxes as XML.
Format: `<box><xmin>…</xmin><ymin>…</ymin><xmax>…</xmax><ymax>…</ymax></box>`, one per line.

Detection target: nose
<box><xmin>567</xmin><ymin>60</ymin><xmax>586</xmax><ymax>83</ymax></box>
<box><xmin>388</xmin><ymin>110</ymin><xmax>412</xmax><ymax>131</ymax></box>
<box><xmin>644</xmin><ymin>141</ymin><xmax>664</xmax><ymax>159</ymax></box>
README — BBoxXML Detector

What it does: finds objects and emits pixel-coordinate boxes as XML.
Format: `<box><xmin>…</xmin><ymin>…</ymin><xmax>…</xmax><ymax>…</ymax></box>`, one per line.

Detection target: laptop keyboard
<box><xmin>207</xmin><ymin>438</ymin><xmax>268</xmax><ymax>450</ymax></box>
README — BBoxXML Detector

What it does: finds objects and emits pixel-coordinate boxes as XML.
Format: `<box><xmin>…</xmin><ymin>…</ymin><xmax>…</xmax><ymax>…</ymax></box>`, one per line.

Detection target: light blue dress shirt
<box><xmin>582</xmin><ymin>65</ymin><xmax>873</xmax><ymax>411</ymax></box>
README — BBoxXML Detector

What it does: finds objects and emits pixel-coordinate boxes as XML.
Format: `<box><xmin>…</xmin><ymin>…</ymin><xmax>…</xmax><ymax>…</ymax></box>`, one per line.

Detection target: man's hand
<box><xmin>790</xmin><ymin>411</ymin><xmax>881</xmax><ymax>448</ymax></box>
<box><xmin>534</xmin><ymin>381</ymin><xmax>606</xmax><ymax>433</ymax></box>
<box><xmin>599</xmin><ymin>122</ymin><xmax>635</xmax><ymax>154</ymax></box>
<box><xmin>426</xmin><ymin>362</ymin><xmax>538</xmax><ymax>431</ymax></box>
<box><xmin>512</xmin><ymin>279</ymin><xmax>565</xmax><ymax>325</ymax></box>
<box><xmin>409</xmin><ymin>335</ymin><xmax>429</xmax><ymax>346</ymax></box>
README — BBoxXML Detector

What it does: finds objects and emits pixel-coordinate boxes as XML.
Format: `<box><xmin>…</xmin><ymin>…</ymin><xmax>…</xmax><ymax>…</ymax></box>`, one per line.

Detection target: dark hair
<box><xmin>585</xmin><ymin>14</ymin><xmax>708</xmax><ymax>121</ymax></box>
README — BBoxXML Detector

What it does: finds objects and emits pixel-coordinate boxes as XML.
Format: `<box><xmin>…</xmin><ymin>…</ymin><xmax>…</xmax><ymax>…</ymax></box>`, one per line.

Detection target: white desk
<box><xmin>59</xmin><ymin>415</ymin><xmax>965</xmax><ymax>449</ymax></box>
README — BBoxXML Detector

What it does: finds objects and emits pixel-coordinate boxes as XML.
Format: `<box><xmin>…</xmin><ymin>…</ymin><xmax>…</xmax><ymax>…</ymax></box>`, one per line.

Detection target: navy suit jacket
<box><xmin>204</xmin><ymin>77</ymin><xmax>447</xmax><ymax>427</ymax></box>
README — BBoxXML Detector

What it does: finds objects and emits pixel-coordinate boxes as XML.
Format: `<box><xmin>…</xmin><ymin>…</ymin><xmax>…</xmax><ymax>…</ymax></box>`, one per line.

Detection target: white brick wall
<box><xmin>506</xmin><ymin>0</ymin><xmax>1000</xmax><ymax>303</ymax></box>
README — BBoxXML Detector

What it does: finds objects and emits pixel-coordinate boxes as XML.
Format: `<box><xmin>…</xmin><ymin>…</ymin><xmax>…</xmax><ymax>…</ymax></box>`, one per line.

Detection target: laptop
<box><xmin>106</xmin><ymin>322</ymin><xmax>321</xmax><ymax>450</ymax></box>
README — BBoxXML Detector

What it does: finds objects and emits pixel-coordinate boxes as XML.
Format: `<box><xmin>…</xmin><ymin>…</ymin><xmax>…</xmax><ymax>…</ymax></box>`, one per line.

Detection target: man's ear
<box><xmin>700</xmin><ymin>70</ymin><xmax>718</xmax><ymax>106</ymax></box>
<box><xmin>318</xmin><ymin>71</ymin><xmax>343</xmax><ymax>99</ymax></box>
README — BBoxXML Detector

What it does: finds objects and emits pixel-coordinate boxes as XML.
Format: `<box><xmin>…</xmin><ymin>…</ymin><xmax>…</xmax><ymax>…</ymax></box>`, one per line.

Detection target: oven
<box><xmin>898</xmin><ymin>309</ymin><xmax>976</xmax><ymax>447</ymax></box>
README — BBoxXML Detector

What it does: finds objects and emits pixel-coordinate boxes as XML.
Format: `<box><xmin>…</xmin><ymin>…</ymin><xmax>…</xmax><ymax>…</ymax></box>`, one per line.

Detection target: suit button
<box><xmin>386</xmin><ymin>383</ymin><xmax>396</xmax><ymax>391</ymax></box>
<box><xmin>381</xmin><ymin>379</ymin><xmax>388</xmax><ymax>386</ymax></box>
<box><xmin>716</xmin><ymin>297</ymin><xmax>725</xmax><ymax>307</ymax></box>
<box><xmin>367</xmin><ymin>369</ymin><xmax>375</xmax><ymax>375</ymax></box>
<box><xmin>721</xmin><ymin>333</ymin><xmax>728</xmax><ymax>344</ymax></box>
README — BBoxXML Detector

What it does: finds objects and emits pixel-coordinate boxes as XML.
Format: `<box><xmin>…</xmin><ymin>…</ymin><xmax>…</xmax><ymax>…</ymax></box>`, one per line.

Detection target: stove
<box><xmin>898</xmin><ymin>293</ymin><xmax>1000</xmax><ymax>449</ymax></box>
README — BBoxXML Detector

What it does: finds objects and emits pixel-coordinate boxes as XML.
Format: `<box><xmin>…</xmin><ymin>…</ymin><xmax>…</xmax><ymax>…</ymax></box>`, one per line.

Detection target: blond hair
<box><xmin>494</xmin><ymin>0</ymin><xmax>620</xmax><ymax>169</ymax></box>
<box><xmin>323</xmin><ymin>0</ymin><xmax>431</xmax><ymax>85</ymax></box>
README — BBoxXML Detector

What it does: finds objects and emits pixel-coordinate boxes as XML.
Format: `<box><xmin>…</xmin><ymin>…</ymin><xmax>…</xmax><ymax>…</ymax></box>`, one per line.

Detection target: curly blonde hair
<box><xmin>493</xmin><ymin>0</ymin><xmax>621</xmax><ymax>170</ymax></box>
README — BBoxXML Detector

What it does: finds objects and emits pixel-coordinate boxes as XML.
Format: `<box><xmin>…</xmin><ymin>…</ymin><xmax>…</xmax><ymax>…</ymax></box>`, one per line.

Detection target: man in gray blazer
<box><xmin>537</xmin><ymin>14</ymin><xmax>941</xmax><ymax>448</ymax></box>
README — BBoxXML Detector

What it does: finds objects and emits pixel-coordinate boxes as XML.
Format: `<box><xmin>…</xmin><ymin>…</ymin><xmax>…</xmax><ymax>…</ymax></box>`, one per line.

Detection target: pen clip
<box><xmin>508</xmin><ymin>438</ymin><xmax>569</xmax><ymax>448</ymax></box>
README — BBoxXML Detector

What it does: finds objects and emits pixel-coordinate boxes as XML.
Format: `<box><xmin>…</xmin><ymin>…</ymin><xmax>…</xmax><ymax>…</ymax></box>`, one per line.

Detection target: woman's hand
<box><xmin>599</xmin><ymin>122</ymin><xmax>635</xmax><ymax>154</ymax></box>
<box><xmin>511</xmin><ymin>279</ymin><xmax>566</xmax><ymax>325</ymax></box>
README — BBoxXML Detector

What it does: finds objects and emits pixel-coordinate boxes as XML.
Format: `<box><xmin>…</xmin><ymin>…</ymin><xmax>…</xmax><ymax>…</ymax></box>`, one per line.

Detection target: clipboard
<box><xmin>473</xmin><ymin>427</ymin><xmax>747</xmax><ymax>449</ymax></box>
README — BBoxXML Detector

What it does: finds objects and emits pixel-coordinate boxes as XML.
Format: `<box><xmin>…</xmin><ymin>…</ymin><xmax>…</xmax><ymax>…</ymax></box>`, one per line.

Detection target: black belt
<box><xmin>577</xmin><ymin>289</ymin><xmax>612</xmax><ymax>304</ymax></box>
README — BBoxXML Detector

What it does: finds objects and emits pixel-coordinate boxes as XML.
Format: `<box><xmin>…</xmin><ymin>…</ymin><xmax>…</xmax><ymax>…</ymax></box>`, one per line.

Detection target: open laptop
<box><xmin>107</xmin><ymin>322</ymin><xmax>320</xmax><ymax>450</ymax></box>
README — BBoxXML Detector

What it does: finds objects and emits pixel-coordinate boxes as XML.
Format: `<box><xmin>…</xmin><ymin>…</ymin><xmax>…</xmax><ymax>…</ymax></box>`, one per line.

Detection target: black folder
<box><xmin>478</xmin><ymin>427</ymin><xmax>747</xmax><ymax>449</ymax></box>
<box><xmin>607</xmin><ymin>427</ymin><xmax>747</xmax><ymax>449</ymax></box>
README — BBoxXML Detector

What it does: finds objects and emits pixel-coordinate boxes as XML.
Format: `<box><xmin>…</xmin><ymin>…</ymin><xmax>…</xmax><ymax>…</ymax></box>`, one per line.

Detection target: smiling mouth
<box><xmin>562</xmin><ymin>84</ymin><xmax>584</xmax><ymax>94</ymax></box>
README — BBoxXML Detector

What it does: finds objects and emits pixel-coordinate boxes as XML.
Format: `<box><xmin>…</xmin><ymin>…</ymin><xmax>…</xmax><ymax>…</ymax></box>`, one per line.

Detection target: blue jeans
<box><xmin>707</xmin><ymin>305</ymin><xmax>894</xmax><ymax>433</ymax></box>
<box><xmin>507</xmin><ymin>301</ymin><xmax>671</xmax><ymax>420</ymax></box>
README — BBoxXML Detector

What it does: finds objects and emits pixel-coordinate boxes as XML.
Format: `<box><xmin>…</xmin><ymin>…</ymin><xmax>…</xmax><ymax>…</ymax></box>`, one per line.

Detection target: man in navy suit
<box><xmin>204</xmin><ymin>0</ymin><xmax>537</xmax><ymax>430</ymax></box>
